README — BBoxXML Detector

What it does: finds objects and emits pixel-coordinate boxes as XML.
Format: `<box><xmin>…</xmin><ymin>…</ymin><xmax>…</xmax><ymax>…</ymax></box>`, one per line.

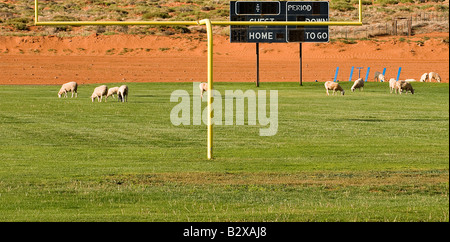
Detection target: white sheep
<box><xmin>374</xmin><ymin>71</ymin><xmax>381</xmax><ymax>82</ymax></box>
<box><xmin>351</xmin><ymin>78</ymin><xmax>364</xmax><ymax>92</ymax></box>
<box><xmin>118</xmin><ymin>85</ymin><xmax>128</xmax><ymax>102</ymax></box>
<box><xmin>389</xmin><ymin>78</ymin><xmax>398</xmax><ymax>94</ymax></box>
<box><xmin>199</xmin><ymin>82</ymin><xmax>208</xmax><ymax>99</ymax></box>
<box><xmin>91</xmin><ymin>85</ymin><xmax>108</xmax><ymax>102</ymax></box>
<box><xmin>428</xmin><ymin>72</ymin><xmax>441</xmax><ymax>83</ymax></box>
<box><xmin>397</xmin><ymin>80</ymin><xmax>414</xmax><ymax>95</ymax></box>
<box><xmin>58</xmin><ymin>81</ymin><xmax>78</xmax><ymax>98</ymax></box>
<box><xmin>375</xmin><ymin>73</ymin><xmax>385</xmax><ymax>82</ymax></box>
<box><xmin>405</xmin><ymin>79</ymin><xmax>417</xmax><ymax>82</ymax></box>
<box><xmin>420</xmin><ymin>73</ymin><xmax>428</xmax><ymax>82</ymax></box>
<box><xmin>324</xmin><ymin>81</ymin><xmax>345</xmax><ymax>96</ymax></box>
<box><xmin>106</xmin><ymin>86</ymin><xmax>119</xmax><ymax>100</ymax></box>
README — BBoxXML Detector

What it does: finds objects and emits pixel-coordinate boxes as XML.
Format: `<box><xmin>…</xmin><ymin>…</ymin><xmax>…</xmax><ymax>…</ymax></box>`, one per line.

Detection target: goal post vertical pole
<box><xmin>199</xmin><ymin>19</ymin><xmax>214</xmax><ymax>160</ymax></box>
<box><xmin>359</xmin><ymin>0</ymin><xmax>362</xmax><ymax>23</ymax></box>
<box><xmin>34</xmin><ymin>0</ymin><xmax>38</xmax><ymax>24</ymax></box>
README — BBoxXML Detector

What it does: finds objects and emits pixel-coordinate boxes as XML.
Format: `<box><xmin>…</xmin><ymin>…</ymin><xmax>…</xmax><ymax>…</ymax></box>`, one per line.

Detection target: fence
<box><xmin>332</xmin><ymin>12</ymin><xmax>449</xmax><ymax>39</ymax></box>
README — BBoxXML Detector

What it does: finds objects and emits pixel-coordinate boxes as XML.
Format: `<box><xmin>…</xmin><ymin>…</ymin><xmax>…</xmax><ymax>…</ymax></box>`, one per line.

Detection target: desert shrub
<box><xmin>52</xmin><ymin>15</ymin><xmax>79</xmax><ymax>22</ymax></box>
<box><xmin>6</xmin><ymin>17</ymin><xmax>30</xmax><ymax>31</ymax></box>
<box><xmin>173</xmin><ymin>26</ymin><xmax>191</xmax><ymax>33</ymax></box>
<box><xmin>179</xmin><ymin>6</ymin><xmax>194</xmax><ymax>13</ymax></box>
<box><xmin>212</xmin><ymin>9</ymin><xmax>230</xmax><ymax>17</ymax></box>
<box><xmin>331</xmin><ymin>2</ymin><xmax>356</xmax><ymax>12</ymax></box>
<box><xmin>193</xmin><ymin>10</ymin><xmax>209</xmax><ymax>19</ymax></box>
<box><xmin>339</xmin><ymin>38</ymin><xmax>357</xmax><ymax>44</ymax></box>
<box><xmin>399</xmin><ymin>7</ymin><xmax>413</xmax><ymax>12</ymax></box>
<box><xmin>377</xmin><ymin>0</ymin><xmax>400</xmax><ymax>4</ymax></box>
<box><xmin>201</xmin><ymin>6</ymin><xmax>215</xmax><ymax>11</ymax></box>
<box><xmin>0</xmin><ymin>2</ymin><xmax>13</xmax><ymax>9</ymax></box>
<box><xmin>110</xmin><ymin>7</ymin><xmax>129</xmax><ymax>16</ymax></box>
<box><xmin>435</xmin><ymin>5</ymin><xmax>449</xmax><ymax>12</ymax></box>
<box><xmin>142</xmin><ymin>11</ymin><xmax>170</xmax><ymax>20</ymax></box>
<box><xmin>51</xmin><ymin>16</ymin><xmax>80</xmax><ymax>32</ymax></box>
<box><xmin>90</xmin><ymin>0</ymin><xmax>114</xmax><ymax>6</ymax></box>
<box><xmin>95</xmin><ymin>25</ymin><xmax>106</xmax><ymax>34</ymax></box>
<box><xmin>443</xmin><ymin>38</ymin><xmax>449</xmax><ymax>45</ymax></box>
<box><xmin>377</xmin><ymin>7</ymin><xmax>395</xmax><ymax>14</ymax></box>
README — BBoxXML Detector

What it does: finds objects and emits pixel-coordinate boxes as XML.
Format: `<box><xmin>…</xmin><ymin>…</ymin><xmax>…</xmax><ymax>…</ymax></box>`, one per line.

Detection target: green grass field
<box><xmin>0</xmin><ymin>81</ymin><xmax>448</xmax><ymax>221</ymax></box>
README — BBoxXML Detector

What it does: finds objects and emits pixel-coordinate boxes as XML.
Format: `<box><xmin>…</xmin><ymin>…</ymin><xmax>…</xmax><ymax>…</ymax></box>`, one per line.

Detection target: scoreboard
<box><xmin>230</xmin><ymin>1</ymin><xmax>329</xmax><ymax>43</ymax></box>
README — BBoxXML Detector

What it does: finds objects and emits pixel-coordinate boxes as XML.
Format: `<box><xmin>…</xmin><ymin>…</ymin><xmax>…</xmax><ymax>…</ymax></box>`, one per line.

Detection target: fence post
<box><xmin>364</xmin><ymin>67</ymin><xmax>370</xmax><ymax>82</ymax></box>
<box><xmin>334</xmin><ymin>67</ymin><xmax>339</xmax><ymax>82</ymax></box>
<box><xmin>349</xmin><ymin>66</ymin><xmax>354</xmax><ymax>82</ymax></box>
<box><xmin>396</xmin><ymin>67</ymin><xmax>402</xmax><ymax>81</ymax></box>
<box><xmin>408</xmin><ymin>17</ymin><xmax>412</xmax><ymax>37</ymax></box>
<box><xmin>393</xmin><ymin>19</ymin><xmax>397</xmax><ymax>36</ymax></box>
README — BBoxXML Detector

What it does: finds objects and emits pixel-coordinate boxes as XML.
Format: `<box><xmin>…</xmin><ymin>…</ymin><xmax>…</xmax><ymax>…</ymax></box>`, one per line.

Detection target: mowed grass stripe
<box><xmin>105</xmin><ymin>170</ymin><xmax>449</xmax><ymax>187</ymax></box>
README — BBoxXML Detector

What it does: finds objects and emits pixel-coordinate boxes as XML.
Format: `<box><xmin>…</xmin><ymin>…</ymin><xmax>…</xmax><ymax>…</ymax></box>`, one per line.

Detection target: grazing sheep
<box><xmin>395</xmin><ymin>80</ymin><xmax>405</xmax><ymax>94</ymax></box>
<box><xmin>351</xmin><ymin>78</ymin><xmax>364</xmax><ymax>92</ymax></box>
<box><xmin>91</xmin><ymin>85</ymin><xmax>108</xmax><ymax>102</ymax></box>
<box><xmin>374</xmin><ymin>71</ymin><xmax>381</xmax><ymax>82</ymax></box>
<box><xmin>420</xmin><ymin>73</ymin><xmax>428</xmax><ymax>82</ymax></box>
<box><xmin>106</xmin><ymin>86</ymin><xmax>119</xmax><ymax>100</ymax></box>
<box><xmin>118</xmin><ymin>85</ymin><xmax>128</xmax><ymax>102</ymax></box>
<box><xmin>389</xmin><ymin>78</ymin><xmax>399</xmax><ymax>94</ymax></box>
<box><xmin>375</xmin><ymin>73</ymin><xmax>385</xmax><ymax>82</ymax></box>
<box><xmin>199</xmin><ymin>82</ymin><xmax>208</xmax><ymax>99</ymax></box>
<box><xmin>428</xmin><ymin>72</ymin><xmax>441</xmax><ymax>83</ymax></box>
<box><xmin>324</xmin><ymin>81</ymin><xmax>345</xmax><ymax>96</ymax></box>
<box><xmin>58</xmin><ymin>81</ymin><xmax>78</xmax><ymax>98</ymax></box>
<box><xmin>397</xmin><ymin>80</ymin><xmax>414</xmax><ymax>94</ymax></box>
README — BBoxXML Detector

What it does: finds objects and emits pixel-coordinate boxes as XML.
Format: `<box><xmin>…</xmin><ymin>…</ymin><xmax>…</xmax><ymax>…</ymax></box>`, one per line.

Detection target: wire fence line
<box><xmin>332</xmin><ymin>12</ymin><xmax>449</xmax><ymax>39</ymax></box>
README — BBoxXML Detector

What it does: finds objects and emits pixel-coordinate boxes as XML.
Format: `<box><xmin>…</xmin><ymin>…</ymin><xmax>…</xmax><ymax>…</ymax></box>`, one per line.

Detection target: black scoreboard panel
<box><xmin>236</xmin><ymin>1</ymin><xmax>280</xmax><ymax>14</ymax></box>
<box><xmin>230</xmin><ymin>1</ymin><xmax>329</xmax><ymax>43</ymax></box>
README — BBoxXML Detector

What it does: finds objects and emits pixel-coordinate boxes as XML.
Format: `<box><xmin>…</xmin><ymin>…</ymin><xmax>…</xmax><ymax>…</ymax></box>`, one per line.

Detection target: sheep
<box><xmin>106</xmin><ymin>86</ymin><xmax>119</xmax><ymax>100</ymax></box>
<box><xmin>395</xmin><ymin>80</ymin><xmax>405</xmax><ymax>94</ymax></box>
<box><xmin>375</xmin><ymin>73</ymin><xmax>385</xmax><ymax>82</ymax></box>
<box><xmin>91</xmin><ymin>85</ymin><xmax>108</xmax><ymax>102</ymax></box>
<box><xmin>397</xmin><ymin>80</ymin><xmax>414</xmax><ymax>94</ymax></box>
<box><xmin>118</xmin><ymin>85</ymin><xmax>128</xmax><ymax>102</ymax></box>
<box><xmin>351</xmin><ymin>78</ymin><xmax>364</xmax><ymax>92</ymax></box>
<box><xmin>324</xmin><ymin>81</ymin><xmax>345</xmax><ymax>96</ymax></box>
<box><xmin>199</xmin><ymin>82</ymin><xmax>208</xmax><ymax>99</ymax></box>
<box><xmin>428</xmin><ymin>72</ymin><xmax>441</xmax><ymax>83</ymax></box>
<box><xmin>405</xmin><ymin>79</ymin><xmax>417</xmax><ymax>82</ymax></box>
<box><xmin>420</xmin><ymin>73</ymin><xmax>428</xmax><ymax>82</ymax></box>
<box><xmin>58</xmin><ymin>81</ymin><xmax>78</xmax><ymax>98</ymax></box>
<box><xmin>374</xmin><ymin>71</ymin><xmax>381</xmax><ymax>82</ymax></box>
<box><xmin>389</xmin><ymin>78</ymin><xmax>399</xmax><ymax>94</ymax></box>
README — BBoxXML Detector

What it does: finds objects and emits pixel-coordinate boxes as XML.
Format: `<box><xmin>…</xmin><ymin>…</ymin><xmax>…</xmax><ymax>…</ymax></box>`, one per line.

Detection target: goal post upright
<box><xmin>198</xmin><ymin>19</ymin><xmax>214</xmax><ymax>160</ymax></box>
